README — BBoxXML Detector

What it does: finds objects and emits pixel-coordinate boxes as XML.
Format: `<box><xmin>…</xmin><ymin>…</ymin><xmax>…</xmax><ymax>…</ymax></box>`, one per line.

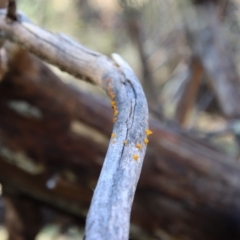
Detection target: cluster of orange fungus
<box><xmin>143</xmin><ymin>129</ymin><xmax>152</xmax><ymax>145</ymax></box>
<box><xmin>132</xmin><ymin>129</ymin><xmax>153</xmax><ymax>161</ymax></box>
<box><xmin>108</xmin><ymin>84</ymin><xmax>118</xmax><ymax>123</ymax></box>
<box><xmin>111</xmin><ymin>133</ymin><xmax>116</xmax><ymax>139</ymax></box>
<box><xmin>133</xmin><ymin>154</ymin><xmax>139</xmax><ymax>161</ymax></box>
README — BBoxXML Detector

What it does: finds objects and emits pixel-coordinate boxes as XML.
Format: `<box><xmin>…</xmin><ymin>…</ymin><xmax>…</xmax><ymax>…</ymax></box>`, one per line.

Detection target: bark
<box><xmin>0</xmin><ymin>45</ymin><xmax>240</xmax><ymax>240</ymax></box>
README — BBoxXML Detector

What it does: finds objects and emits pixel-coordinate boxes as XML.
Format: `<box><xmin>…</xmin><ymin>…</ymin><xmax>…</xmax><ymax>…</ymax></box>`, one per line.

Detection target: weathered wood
<box><xmin>0</xmin><ymin>47</ymin><xmax>240</xmax><ymax>240</ymax></box>
<box><xmin>85</xmin><ymin>54</ymin><xmax>148</xmax><ymax>240</ymax></box>
<box><xmin>0</xmin><ymin>8</ymin><xmax>149</xmax><ymax>240</ymax></box>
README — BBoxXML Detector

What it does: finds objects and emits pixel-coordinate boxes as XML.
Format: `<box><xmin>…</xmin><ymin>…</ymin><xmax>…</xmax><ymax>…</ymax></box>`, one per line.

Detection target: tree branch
<box><xmin>0</xmin><ymin>9</ymin><xmax>149</xmax><ymax>240</ymax></box>
<box><xmin>6</xmin><ymin>0</ymin><xmax>17</xmax><ymax>21</ymax></box>
<box><xmin>185</xmin><ymin>4</ymin><xmax>240</xmax><ymax>118</ymax></box>
<box><xmin>175</xmin><ymin>57</ymin><xmax>203</xmax><ymax>126</ymax></box>
<box><xmin>85</xmin><ymin>55</ymin><xmax>149</xmax><ymax>240</ymax></box>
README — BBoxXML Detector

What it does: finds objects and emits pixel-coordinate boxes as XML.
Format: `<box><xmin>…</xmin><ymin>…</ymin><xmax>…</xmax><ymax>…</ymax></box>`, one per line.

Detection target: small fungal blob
<box><xmin>145</xmin><ymin>129</ymin><xmax>153</xmax><ymax>136</ymax></box>
<box><xmin>144</xmin><ymin>138</ymin><xmax>149</xmax><ymax>144</ymax></box>
<box><xmin>111</xmin><ymin>101</ymin><xmax>116</xmax><ymax>108</ymax></box>
<box><xmin>111</xmin><ymin>133</ymin><xmax>116</xmax><ymax>138</ymax></box>
<box><xmin>123</xmin><ymin>140</ymin><xmax>127</xmax><ymax>145</ymax></box>
<box><xmin>114</xmin><ymin>110</ymin><xmax>119</xmax><ymax>117</ymax></box>
<box><xmin>136</xmin><ymin>143</ymin><xmax>142</xmax><ymax>150</ymax></box>
<box><xmin>133</xmin><ymin>154</ymin><xmax>139</xmax><ymax>161</ymax></box>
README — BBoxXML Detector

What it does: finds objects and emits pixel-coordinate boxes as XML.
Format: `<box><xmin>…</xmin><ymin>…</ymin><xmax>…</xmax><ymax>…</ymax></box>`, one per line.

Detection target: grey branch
<box><xmin>0</xmin><ymin>9</ymin><xmax>149</xmax><ymax>240</ymax></box>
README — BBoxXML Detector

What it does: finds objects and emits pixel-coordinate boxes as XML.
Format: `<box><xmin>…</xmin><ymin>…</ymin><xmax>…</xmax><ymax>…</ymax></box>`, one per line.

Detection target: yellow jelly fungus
<box><xmin>111</xmin><ymin>133</ymin><xmax>116</xmax><ymax>138</ymax></box>
<box><xmin>111</xmin><ymin>101</ymin><xmax>116</xmax><ymax>108</ymax></box>
<box><xmin>145</xmin><ymin>129</ymin><xmax>153</xmax><ymax>136</ymax></box>
<box><xmin>123</xmin><ymin>140</ymin><xmax>127</xmax><ymax>145</ymax></box>
<box><xmin>136</xmin><ymin>143</ymin><xmax>142</xmax><ymax>150</ymax></box>
<box><xmin>114</xmin><ymin>110</ymin><xmax>119</xmax><ymax>117</ymax></box>
<box><xmin>133</xmin><ymin>154</ymin><xmax>139</xmax><ymax>161</ymax></box>
<box><xmin>144</xmin><ymin>138</ymin><xmax>149</xmax><ymax>144</ymax></box>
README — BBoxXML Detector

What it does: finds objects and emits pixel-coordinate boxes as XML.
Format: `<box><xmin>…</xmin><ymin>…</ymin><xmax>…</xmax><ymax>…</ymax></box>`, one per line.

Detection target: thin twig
<box><xmin>184</xmin><ymin>4</ymin><xmax>240</xmax><ymax>118</ymax></box>
<box><xmin>6</xmin><ymin>0</ymin><xmax>17</xmax><ymax>21</ymax></box>
<box><xmin>175</xmin><ymin>57</ymin><xmax>203</xmax><ymax>126</ymax></box>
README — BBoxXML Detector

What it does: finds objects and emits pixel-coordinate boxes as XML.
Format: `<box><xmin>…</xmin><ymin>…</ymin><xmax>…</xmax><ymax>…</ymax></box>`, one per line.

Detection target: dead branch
<box><xmin>185</xmin><ymin>4</ymin><xmax>240</xmax><ymax>118</ymax></box>
<box><xmin>0</xmin><ymin>9</ymin><xmax>149</xmax><ymax>240</ymax></box>
<box><xmin>86</xmin><ymin>55</ymin><xmax>149</xmax><ymax>240</ymax></box>
<box><xmin>6</xmin><ymin>0</ymin><xmax>17</xmax><ymax>21</ymax></box>
<box><xmin>175</xmin><ymin>57</ymin><xmax>203</xmax><ymax>125</ymax></box>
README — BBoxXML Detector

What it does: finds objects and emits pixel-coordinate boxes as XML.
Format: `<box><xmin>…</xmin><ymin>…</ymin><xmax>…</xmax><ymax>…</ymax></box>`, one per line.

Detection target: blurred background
<box><xmin>1</xmin><ymin>0</ymin><xmax>240</xmax><ymax>239</ymax></box>
<box><xmin>16</xmin><ymin>0</ymin><xmax>240</xmax><ymax>157</ymax></box>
